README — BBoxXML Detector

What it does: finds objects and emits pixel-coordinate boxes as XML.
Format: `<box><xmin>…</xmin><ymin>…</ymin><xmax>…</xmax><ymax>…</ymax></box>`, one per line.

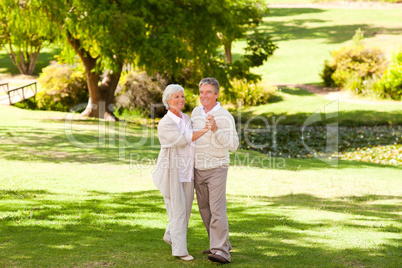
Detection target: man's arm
<box><xmin>209</xmin><ymin>114</ymin><xmax>239</xmax><ymax>152</ymax></box>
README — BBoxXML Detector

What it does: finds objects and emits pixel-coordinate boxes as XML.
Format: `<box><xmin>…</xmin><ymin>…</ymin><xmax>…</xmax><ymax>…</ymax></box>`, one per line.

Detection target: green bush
<box><xmin>321</xmin><ymin>45</ymin><xmax>386</xmax><ymax>88</ymax></box>
<box><xmin>183</xmin><ymin>88</ymin><xmax>199</xmax><ymax>113</ymax></box>
<box><xmin>372</xmin><ymin>51</ymin><xmax>402</xmax><ymax>101</ymax></box>
<box><xmin>37</xmin><ymin>64</ymin><xmax>88</xmax><ymax>112</ymax></box>
<box><xmin>343</xmin><ymin>74</ymin><xmax>379</xmax><ymax>97</ymax></box>
<box><xmin>115</xmin><ymin>71</ymin><xmax>168</xmax><ymax>117</ymax></box>
<box><xmin>220</xmin><ymin>79</ymin><xmax>277</xmax><ymax>107</ymax></box>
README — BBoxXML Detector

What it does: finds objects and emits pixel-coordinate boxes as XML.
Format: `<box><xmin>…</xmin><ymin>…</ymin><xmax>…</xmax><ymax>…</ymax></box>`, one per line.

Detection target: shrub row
<box><xmin>321</xmin><ymin>30</ymin><xmax>402</xmax><ymax>100</ymax></box>
<box><xmin>35</xmin><ymin>65</ymin><xmax>276</xmax><ymax>117</ymax></box>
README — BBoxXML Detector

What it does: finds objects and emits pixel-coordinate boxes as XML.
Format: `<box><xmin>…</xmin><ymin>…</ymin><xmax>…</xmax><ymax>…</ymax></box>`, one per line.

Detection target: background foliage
<box><xmin>115</xmin><ymin>71</ymin><xmax>168</xmax><ymax>118</ymax></box>
<box><xmin>220</xmin><ymin>79</ymin><xmax>277</xmax><ymax>107</ymax></box>
<box><xmin>321</xmin><ymin>43</ymin><xmax>386</xmax><ymax>89</ymax></box>
<box><xmin>36</xmin><ymin>64</ymin><xmax>88</xmax><ymax>112</ymax></box>
<box><xmin>0</xmin><ymin>0</ymin><xmax>57</xmax><ymax>75</ymax></box>
<box><xmin>372</xmin><ymin>51</ymin><xmax>402</xmax><ymax>100</ymax></box>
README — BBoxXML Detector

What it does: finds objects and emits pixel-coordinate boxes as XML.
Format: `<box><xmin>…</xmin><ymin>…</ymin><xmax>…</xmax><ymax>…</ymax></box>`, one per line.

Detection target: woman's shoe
<box><xmin>179</xmin><ymin>254</ymin><xmax>194</xmax><ymax>261</ymax></box>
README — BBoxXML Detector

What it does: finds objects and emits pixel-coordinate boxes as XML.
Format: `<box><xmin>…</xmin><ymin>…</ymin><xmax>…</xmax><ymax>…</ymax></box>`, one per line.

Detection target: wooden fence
<box><xmin>5</xmin><ymin>82</ymin><xmax>37</xmax><ymax>105</ymax></box>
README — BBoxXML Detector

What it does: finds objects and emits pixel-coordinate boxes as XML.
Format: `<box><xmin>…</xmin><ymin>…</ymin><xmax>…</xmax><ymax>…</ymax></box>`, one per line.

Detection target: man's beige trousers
<box><xmin>194</xmin><ymin>166</ymin><xmax>231</xmax><ymax>262</ymax></box>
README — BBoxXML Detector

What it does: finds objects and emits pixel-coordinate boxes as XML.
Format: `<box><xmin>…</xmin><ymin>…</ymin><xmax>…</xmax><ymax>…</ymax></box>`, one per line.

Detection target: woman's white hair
<box><xmin>162</xmin><ymin>84</ymin><xmax>185</xmax><ymax>110</ymax></box>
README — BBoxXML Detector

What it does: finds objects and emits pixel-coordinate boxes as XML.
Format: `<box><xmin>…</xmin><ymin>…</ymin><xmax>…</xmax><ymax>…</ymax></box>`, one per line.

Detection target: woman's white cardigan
<box><xmin>152</xmin><ymin>113</ymin><xmax>192</xmax><ymax>199</ymax></box>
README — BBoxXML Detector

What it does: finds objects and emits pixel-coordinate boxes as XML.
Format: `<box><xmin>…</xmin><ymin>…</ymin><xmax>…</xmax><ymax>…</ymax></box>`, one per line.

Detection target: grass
<box><xmin>238</xmin><ymin>7</ymin><xmax>402</xmax><ymax>84</ymax></box>
<box><xmin>0</xmin><ymin>46</ymin><xmax>60</xmax><ymax>77</ymax></box>
<box><xmin>231</xmin><ymin>86</ymin><xmax>402</xmax><ymax>126</ymax></box>
<box><xmin>1</xmin><ymin>105</ymin><xmax>401</xmax><ymax>267</ymax></box>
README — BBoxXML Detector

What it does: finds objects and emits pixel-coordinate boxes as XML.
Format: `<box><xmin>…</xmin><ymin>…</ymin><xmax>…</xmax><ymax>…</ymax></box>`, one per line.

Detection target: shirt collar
<box><xmin>201</xmin><ymin>102</ymin><xmax>221</xmax><ymax>116</ymax></box>
<box><xmin>167</xmin><ymin>110</ymin><xmax>182</xmax><ymax>125</ymax></box>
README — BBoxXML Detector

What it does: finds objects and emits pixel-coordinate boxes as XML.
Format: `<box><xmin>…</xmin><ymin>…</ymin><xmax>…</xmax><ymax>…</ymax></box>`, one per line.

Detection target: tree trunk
<box><xmin>224</xmin><ymin>42</ymin><xmax>232</xmax><ymax>64</ymax></box>
<box><xmin>67</xmin><ymin>32</ymin><xmax>120</xmax><ymax>121</ymax></box>
<box><xmin>5</xmin><ymin>44</ymin><xmax>40</xmax><ymax>75</ymax></box>
<box><xmin>83</xmin><ymin>68</ymin><xmax>122</xmax><ymax>121</ymax></box>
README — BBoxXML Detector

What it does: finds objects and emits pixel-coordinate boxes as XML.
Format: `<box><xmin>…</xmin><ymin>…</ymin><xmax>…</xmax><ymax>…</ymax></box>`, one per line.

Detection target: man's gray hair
<box><xmin>162</xmin><ymin>84</ymin><xmax>185</xmax><ymax>110</ymax></box>
<box><xmin>199</xmin><ymin>77</ymin><xmax>220</xmax><ymax>94</ymax></box>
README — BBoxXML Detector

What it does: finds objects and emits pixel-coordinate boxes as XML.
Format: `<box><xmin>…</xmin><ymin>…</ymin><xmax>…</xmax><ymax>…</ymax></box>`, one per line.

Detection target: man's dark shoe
<box><xmin>202</xmin><ymin>249</ymin><xmax>211</xmax><ymax>254</ymax></box>
<box><xmin>208</xmin><ymin>254</ymin><xmax>230</xmax><ymax>263</ymax></box>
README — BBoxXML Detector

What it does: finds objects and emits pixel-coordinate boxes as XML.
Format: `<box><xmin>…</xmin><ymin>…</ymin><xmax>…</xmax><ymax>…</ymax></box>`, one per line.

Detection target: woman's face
<box><xmin>168</xmin><ymin>91</ymin><xmax>185</xmax><ymax>112</ymax></box>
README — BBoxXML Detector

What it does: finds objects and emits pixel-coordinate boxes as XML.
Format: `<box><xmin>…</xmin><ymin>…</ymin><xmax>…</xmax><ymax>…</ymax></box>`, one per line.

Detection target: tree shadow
<box><xmin>233</xmin><ymin>108</ymin><xmax>402</xmax><ymax>126</ymax></box>
<box><xmin>0</xmin><ymin>123</ymin><xmax>160</xmax><ymax>164</ymax></box>
<box><xmin>0</xmin><ymin>52</ymin><xmax>19</xmax><ymax>74</ymax></box>
<box><xmin>230</xmin><ymin>150</ymin><xmax>402</xmax><ymax>171</ymax></box>
<box><xmin>268</xmin><ymin>8</ymin><xmax>326</xmax><ymax>17</ymax></box>
<box><xmin>0</xmin><ymin>189</ymin><xmax>185</xmax><ymax>267</ymax></box>
<box><xmin>279</xmin><ymin>87</ymin><xmax>316</xmax><ymax>96</ymax></box>
<box><xmin>232</xmin><ymin>85</ymin><xmax>402</xmax><ymax>126</ymax></box>
<box><xmin>1</xmin><ymin>111</ymin><xmax>401</xmax><ymax>170</ymax></box>
<box><xmin>1</xmin><ymin>189</ymin><xmax>400</xmax><ymax>267</ymax></box>
<box><xmin>261</xmin><ymin>9</ymin><xmax>402</xmax><ymax>44</ymax></box>
<box><xmin>226</xmin><ymin>193</ymin><xmax>401</xmax><ymax>267</ymax></box>
<box><xmin>0</xmin><ymin>48</ymin><xmax>60</xmax><ymax>75</ymax></box>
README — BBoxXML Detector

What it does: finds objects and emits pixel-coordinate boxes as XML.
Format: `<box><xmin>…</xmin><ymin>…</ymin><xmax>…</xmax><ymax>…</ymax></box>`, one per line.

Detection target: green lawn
<box><xmin>1</xmin><ymin>105</ymin><xmax>401</xmax><ymax>267</ymax></box>
<box><xmin>0</xmin><ymin>46</ymin><xmax>60</xmax><ymax>77</ymax></box>
<box><xmin>232</xmin><ymin>86</ymin><xmax>402</xmax><ymax>126</ymax></box>
<box><xmin>238</xmin><ymin>7</ymin><xmax>402</xmax><ymax>84</ymax></box>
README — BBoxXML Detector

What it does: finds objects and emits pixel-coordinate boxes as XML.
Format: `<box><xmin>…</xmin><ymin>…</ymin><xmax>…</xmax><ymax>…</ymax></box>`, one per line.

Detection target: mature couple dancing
<box><xmin>152</xmin><ymin>77</ymin><xmax>239</xmax><ymax>263</ymax></box>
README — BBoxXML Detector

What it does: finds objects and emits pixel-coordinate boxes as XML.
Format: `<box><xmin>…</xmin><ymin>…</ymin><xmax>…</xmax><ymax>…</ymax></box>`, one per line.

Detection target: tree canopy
<box><xmin>0</xmin><ymin>0</ymin><xmax>57</xmax><ymax>75</ymax></box>
<box><xmin>30</xmin><ymin>0</ymin><xmax>276</xmax><ymax>120</ymax></box>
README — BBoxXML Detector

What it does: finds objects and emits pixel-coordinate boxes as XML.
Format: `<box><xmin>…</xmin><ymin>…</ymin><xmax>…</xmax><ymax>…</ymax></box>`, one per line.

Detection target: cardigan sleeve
<box><xmin>213</xmin><ymin>111</ymin><xmax>239</xmax><ymax>152</ymax></box>
<box><xmin>158</xmin><ymin>116</ymin><xmax>192</xmax><ymax>149</ymax></box>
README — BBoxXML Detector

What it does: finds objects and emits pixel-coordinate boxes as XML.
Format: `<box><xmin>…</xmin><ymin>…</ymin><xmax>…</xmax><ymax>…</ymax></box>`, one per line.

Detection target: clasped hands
<box><xmin>205</xmin><ymin>114</ymin><xmax>218</xmax><ymax>132</ymax></box>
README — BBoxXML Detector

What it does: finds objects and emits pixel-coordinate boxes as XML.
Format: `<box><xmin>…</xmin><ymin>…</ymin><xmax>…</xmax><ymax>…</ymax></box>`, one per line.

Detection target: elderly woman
<box><xmin>153</xmin><ymin>84</ymin><xmax>210</xmax><ymax>261</ymax></box>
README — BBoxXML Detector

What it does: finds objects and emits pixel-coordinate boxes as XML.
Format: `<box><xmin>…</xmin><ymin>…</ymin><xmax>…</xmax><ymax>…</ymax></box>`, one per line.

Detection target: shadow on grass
<box><xmin>0</xmin><ymin>122</ymin><xmax>160</xmax><ymax>165</ymax></box>
<box><xmin>230</xmin><ymin>150</ymin><xmax>402</xmax><ymax>171</ymax></box>
<box><xmin>279</xmin><ymin>87</ymin><xmax>316</xmax><ymax>96</ymax></box>
<box><xmin>261</xmin><ymin>9</ymin><xmax>402</xmax><ymax>44</ymax></box>
<box><xmin>268</xmin><ymin>8</ymin><xmax>326</xmax><ymax>17</ymax></box>
<box><xmin>231</xmin><ymin>85</ymin><xmax>402</xmax><ymax>126</ymax></box>
<box><xmin>233</xmin><ymin>109</ymin><xmax>402</xmax><ymax>126</ymax></box>
<box><xmin>227</xmin><ymin>193</ymin><xmax>401</xmax><ymax>267</ymax></box>
<box><xmin>1</xmin><ymin>119</ymin><xmax>401</xmax><ymax>171</ymax></box>
<box><xmin>0</xmin><ymin>189</ymin><xmax>400</xmax><ymax>267</ymax></box>
<box><xmin>0</xmin><ymin>49</ymin><xmax>60</xmax><ymax>76</ymax></box>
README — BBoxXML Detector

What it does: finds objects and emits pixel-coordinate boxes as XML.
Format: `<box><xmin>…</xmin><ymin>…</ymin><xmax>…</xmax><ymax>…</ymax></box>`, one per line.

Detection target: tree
<box><xmin>0</xmin><ymin>0</ymin><xmax>56</xmax><ymax>75</ymax></box>
<box><xmin>217</xmin><ymin>0</ymin><xmax>268</xmax><ymax>64</ymax></box>
<box><xmin>35</xmin><ymin>0</ymin><xmax>277</xmax><ymax>120</ymax></box>
<box><xmin>38</xmin><ymin>0</ymin><xmax>226</xmax><ymax>120</ymax></box>
<box><xmin>212</xmin><ymin>0</ymin><xmax>277</xmax><ymax>86</ymax></box>
<box><xmin>137</xmin><ymin>0</ymin><xmax>230</xmax><ymax>88</ymax></box>
<box><xmin>138</xmin><ymin>0</ymin><xmax>276</xmax><ymax>89</ymax></box>
<box><xmin>37</xmin><ymin>0</ymin><xmax>146</xmax><ymax>120</ymax></box>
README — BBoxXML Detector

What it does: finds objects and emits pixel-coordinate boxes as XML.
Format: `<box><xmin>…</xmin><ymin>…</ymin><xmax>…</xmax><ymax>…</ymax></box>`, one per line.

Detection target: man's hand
<box><xmin>207</xmin><ymin>115</ymin><xmax>218</xmax><ymax>133</ymax></box>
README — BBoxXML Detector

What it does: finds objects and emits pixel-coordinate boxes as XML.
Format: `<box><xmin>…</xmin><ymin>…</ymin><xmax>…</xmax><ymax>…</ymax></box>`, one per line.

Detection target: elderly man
<box><xmin>191</xmin><ymin>77</ymin><xmax>239</xmax><ymax>263</ymax></box>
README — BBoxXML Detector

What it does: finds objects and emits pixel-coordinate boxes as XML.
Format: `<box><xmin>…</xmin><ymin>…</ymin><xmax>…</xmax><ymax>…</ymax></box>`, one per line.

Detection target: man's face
<box><xmin>200</xmin><ymin>84</ymin><xmax>219</xmax><ymax>108</ymax></box>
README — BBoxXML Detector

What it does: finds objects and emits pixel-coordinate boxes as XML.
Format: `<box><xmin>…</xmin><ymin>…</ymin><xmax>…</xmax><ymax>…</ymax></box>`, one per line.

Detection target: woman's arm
<box><xmin>191</xmin><ymin>124</ymin><xmax>210</xmax><ymax>141</ymax></box>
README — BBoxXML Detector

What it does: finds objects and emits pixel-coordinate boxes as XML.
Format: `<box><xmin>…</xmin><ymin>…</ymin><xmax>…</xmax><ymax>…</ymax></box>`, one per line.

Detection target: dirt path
<box><xmin>0</xmin><ymin>74</ymin><xmax>37</xmax><ymax>85</ymax></box>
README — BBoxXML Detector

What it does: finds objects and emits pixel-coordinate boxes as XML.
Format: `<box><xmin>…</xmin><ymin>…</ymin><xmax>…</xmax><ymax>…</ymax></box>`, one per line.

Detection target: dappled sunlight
<box><xmin>263</xmin><ymin>8</ymin><xmax>402</xmax><ymax>44</ymax></box>
<box><xmin>0</xmin><ymin>121</ymin><xmax>160</xmax><ymax>164</ymax></box>
<box><xmin>1</xmin><ymin>166</ymin><xmax>401</xmax><ymax>266</ymax></box>
<box><xmin>225</xmin><ymin>193</ymin><xmax>400</xmax><ymax>266</ymax></box>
